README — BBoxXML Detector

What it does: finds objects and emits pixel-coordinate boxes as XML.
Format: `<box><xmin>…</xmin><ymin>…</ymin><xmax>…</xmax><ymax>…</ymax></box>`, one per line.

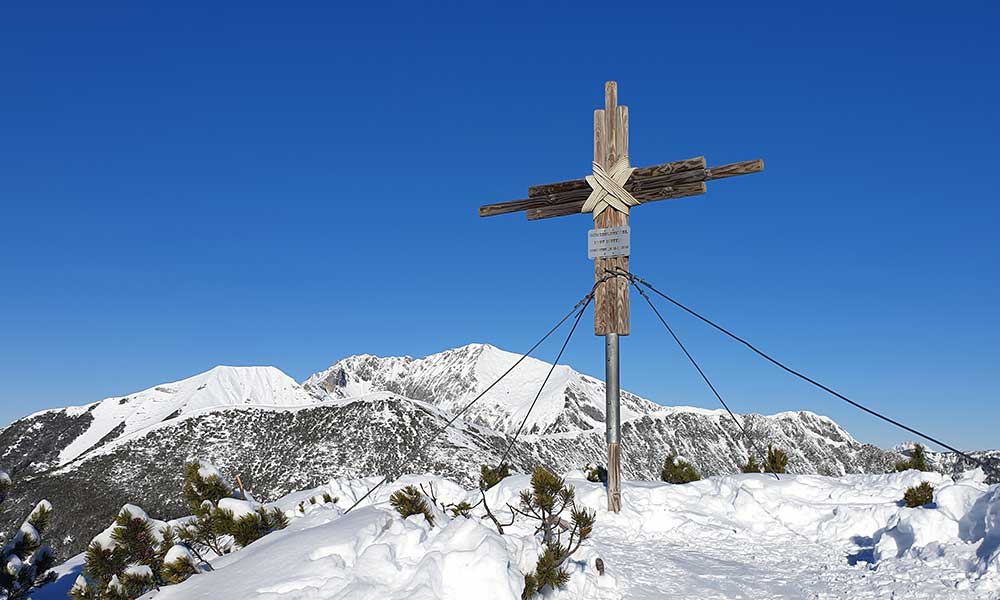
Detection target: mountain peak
<box><xmin>55</xmin><ymin>365</ymin><xmax>317</xmax><ymax>466</ymax></box>
<box><xmin>303</xmin><ymin>344</ymin><xmax>659</xmax><ymax>436</ymax></box>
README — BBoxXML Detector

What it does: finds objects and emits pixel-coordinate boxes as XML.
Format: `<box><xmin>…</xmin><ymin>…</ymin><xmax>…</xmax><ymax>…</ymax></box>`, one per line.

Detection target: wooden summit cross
<box><xmin>478</xmin><ymin>82</ymin><xmax>763</xmax><ymax>512</ymax></box>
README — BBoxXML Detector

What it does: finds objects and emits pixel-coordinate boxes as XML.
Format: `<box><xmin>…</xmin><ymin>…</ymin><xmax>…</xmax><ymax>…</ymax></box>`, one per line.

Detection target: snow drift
<box><xmin>33</xmin><ymin>469</ymin><xmax>998</xmax><ymax>600</ymax></box>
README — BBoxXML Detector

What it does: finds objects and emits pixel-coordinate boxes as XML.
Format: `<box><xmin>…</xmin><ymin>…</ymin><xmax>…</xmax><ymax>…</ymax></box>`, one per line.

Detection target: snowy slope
<box><xmin>16</xmin><ymin>366</ymin><xmax>317</xmax><ymax>468</ymax></box>
<box><xmin>304</xmin><ymin>343</ymin><xmax>660</xmax><ymax>435</ymax></box>
<box><xmin>41</xmin><ymin>470</ymin><xmax>999</xmax><ymax>600</ymax></box>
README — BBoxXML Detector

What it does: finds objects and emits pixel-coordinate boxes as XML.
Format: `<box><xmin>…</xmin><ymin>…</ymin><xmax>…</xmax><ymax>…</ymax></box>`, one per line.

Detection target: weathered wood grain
<box><xmin>480</xmin><ymin>170</ymin><xmax>700</xmax><ymax>218</ymax></box>
<box><xmin>481</xmin><ymin>162</ymin><xmax>704</xmax><ymax>218</ymax></box>
<box><xmin>524</xmin><ymin>182</ymin><xmax>706</xmax><ymax>221</ymax></box>
<box><xmin>524</xmin><ymin>156</ymin><xmax>705</xmax><ymax>199</ymax></box>
<box><xmin>608</xmin><ymin>442</ymin><xmax>621</xmax><ymax>512</ymax></box>
<box><xmin>633</xmin><ymin>156</ymin><xmax>705</xmax><ymax>179</ymax></box>
<box><xmin>706</xmin><ymin>158</ymin><xmax>764</xmax><ymax>180</ymax></box>
<box><xmin>593</xmin><ymin>86</ymin><xmax>629</xmax><ymax>337</ymax></box>
<box><xmin>478</xmin><ymin>157</ymin><xmax>756</xmax><ymax>218</ymax></box>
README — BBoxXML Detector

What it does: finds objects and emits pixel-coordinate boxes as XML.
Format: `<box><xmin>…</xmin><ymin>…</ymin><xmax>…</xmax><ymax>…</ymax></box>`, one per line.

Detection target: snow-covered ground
<box><xmin>34</xmin><ymin>469</ymin><xmax>1000</xmax><ymax>600</ymax></box>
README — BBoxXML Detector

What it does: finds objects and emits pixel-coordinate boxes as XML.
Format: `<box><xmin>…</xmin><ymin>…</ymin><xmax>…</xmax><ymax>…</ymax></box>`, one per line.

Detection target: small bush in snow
<box><xmin>449</xmin><ymin>501</ymin><xmax>474</xmax><ymax>518</ymax></box>
<box><xmin>660</xmin><ymin>454</ymin><xmax>700</xmax><ymax>484</ymax></box>
<box><xmin>178</xmin><ymin>462</ymin><xmax>238</xmax><ymax>556</ymax></box>
<box><xmin>305</xmin><ymin>493</ymin><xmax>337</xmax><ymax>509</ymax></box>
<box><xmin>0</xmin><ymin>481</ymin><xmax>57</xmax><ymax>600</ymax></box>
<box><xmin>584</xmin><ymin>463</ymin><xmax>607</xmax><ymax>483</ymax></box>
<box><xmin>227</xmin><ymin>508</ymin><xmax>289</xmax><ymax>548</ymax></box>
<box><xmin>740</xmin><ymin>456</ymin><xmax>762</xmax><ymax>473</ymax></box>
<box><xmin>523</xmin><ymin>544</ymin><xmax>570</xmax><ymax>599</ymax></box>
<box><xmin>176</xmin><ymin>461</ymin><xmax>287</xmax><ymax>558</ymax></box>
<box><xmin>903</xmin><ymin>482</ymin><xmax>934</xmax><ymax>508</ymax></box>
<box><xmin>479</xmin><ymin>463</ymin><xmax>510</xmax><ymax>491</ymax></box>
<box><xmin>764</xmin><ymin>445</ymin><xmax>789</xmax><ymax>474</ymax></box>
<box><xmin>895</xmin><ymin>443</ymin><xmax>930</xmax><ymax>473</ymax></box>
<box><xmin>477</xmin><ymin>464</ymin><xmax>512</xmax><ymax>534</ymax></box>
<box><xmin>517</xmin><ymin>467</ymin><xmax>596</xmax><ymax>599</ymax></box>
<box><xmin>70</xmin><ymin>506</ymin><xmax>198</xmax><ymax>600</ymax></box>
<box><xmin>182</xmin><ymin>460</ymin><xmax>234</xmax><ymax>512</ymax></box>
<box><xmin>389</xmin><ymin>485</ymin><xmax>435</xmax><ymax>526</ymax></box>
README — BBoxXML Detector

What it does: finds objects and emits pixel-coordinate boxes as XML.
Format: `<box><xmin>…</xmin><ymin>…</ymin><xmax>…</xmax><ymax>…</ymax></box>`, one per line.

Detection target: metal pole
<box><xmin>605</xmin><ymin>333</ymin><xmax>622</xmax><ymax>512</ymax></box>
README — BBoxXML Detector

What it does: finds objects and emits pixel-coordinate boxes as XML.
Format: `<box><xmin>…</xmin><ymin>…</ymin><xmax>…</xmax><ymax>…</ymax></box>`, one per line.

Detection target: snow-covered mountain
<box><xmin>0</xmin><ymin>343</ymin><xmax>958</xmax><ymax>561</ymax></box>
<box><xmin>0</xmin><ymin>366</ymin><xmax>317</xmax><ymax>474</ymax></box>
<box><xmin>304</xmin><ymin>343</ymin><xmax>659</xmax><ymax>435</ymax></box>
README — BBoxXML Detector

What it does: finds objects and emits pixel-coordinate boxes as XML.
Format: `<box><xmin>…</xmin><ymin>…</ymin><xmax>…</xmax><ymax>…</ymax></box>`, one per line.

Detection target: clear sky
<box><xmin>1</xmin><ymin>2</ymin><xmax>997</xmax><ymax>450</ymax></box>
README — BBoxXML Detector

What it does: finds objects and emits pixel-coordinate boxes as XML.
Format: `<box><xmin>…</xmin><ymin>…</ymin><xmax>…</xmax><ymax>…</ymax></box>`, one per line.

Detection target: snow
<box><xmin>218</xmin><ymin>498</ymin><xmax>259</xmax><ymax>520</ymax></box>
<box><xmin>90</xmin><ymin>504</ymin><xmax>172</xmax><ymax>549</ymax></box>
<box><xmin>164</xmin><ymin>544</ymin><xmax>198</xmax><ymax>567</ymax></box>
<box><xmin>149</xmin><ymin>501</ymin><xmax>530</xmax><ymax>600</ymax></box>
<box><xmin>197</xmin><ymin>461</ymin><xmax>228</xmax><ymax>483</ymax></box>
<box><xmin>18</xmin><ymin>521</ymin><xmax>39</xmax><ymax>543</ymax></box>
<box><xmin>28</xmin><ymin>552</ymin><xmax>84</xmax><ymax>600</ymax></box>
<box><xmin>6</xmin><ymin>554</ymin><xmax>22</xmax><ymax>576</ymax></box>
<box><xmin>124</xmin><ymin>564</ymin><xmax>153</xmax><ymax>579</ymax></box>
<box><xmin>57</xmin><ymin>366</ymin><xmax>319</xmax><ymax>465</ymax></box>
<box><xmin>36</xmin><ymin>470</ymin><xmax>987</xmax><ymax>600</ymax></box>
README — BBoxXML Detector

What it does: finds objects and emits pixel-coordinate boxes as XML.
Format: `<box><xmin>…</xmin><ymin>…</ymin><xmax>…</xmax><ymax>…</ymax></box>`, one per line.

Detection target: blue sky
<box><xmin>1</xmin><ymin>2</ymin><xmax>997</xmax><ymax>450</ymax></box>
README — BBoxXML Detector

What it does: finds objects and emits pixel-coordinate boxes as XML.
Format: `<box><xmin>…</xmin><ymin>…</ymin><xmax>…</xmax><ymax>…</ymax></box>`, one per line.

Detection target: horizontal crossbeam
<box><xmin>528</xmin><ymin>183</ymin><xmax>706</xmax><ymax>220</ymax></box>
<box><xmin>479</xmin><ymin>158</ymin><xmax>763</xmax><ymax>219</ymax></box>
<box><xmin>478</xmin><ymin>156</ymin><xmax>704</xmax><ymax>218</ymax></box>
<box><xmin>528</xmin><ymin>156</ymin><xmax>706</xmax><ymax>198</ymax></box>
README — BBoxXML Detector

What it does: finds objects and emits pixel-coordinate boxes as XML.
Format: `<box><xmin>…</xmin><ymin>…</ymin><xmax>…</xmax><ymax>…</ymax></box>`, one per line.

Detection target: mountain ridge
<box><xmin>0</xmin><ymin>343</ymin><xmax>981</xmax><ymax>560</ymax></box>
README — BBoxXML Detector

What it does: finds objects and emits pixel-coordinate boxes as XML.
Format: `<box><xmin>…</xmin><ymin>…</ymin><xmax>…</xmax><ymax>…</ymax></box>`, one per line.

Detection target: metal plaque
<box><xmin>587</xmin><ymin>226</ymin><xmax>630</xmax><ymax>259</ymax></box>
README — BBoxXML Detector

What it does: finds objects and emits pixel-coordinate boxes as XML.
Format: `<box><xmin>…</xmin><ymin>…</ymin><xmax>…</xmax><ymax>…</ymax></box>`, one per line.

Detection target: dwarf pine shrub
<box><xmin>660</xmin><ymin>454</ymin><xmax>700</xmax><ymax>484</ymax></box>
<box><xmin>177</xmin><ymin>461</ymin><xmax>286</xmax><ymax>556</ymax></box>
<box><xmin>479</xmin><ymin>463</ymin><xmax>510</xmax><ymax>491</ymax></box>
<box><xmin>70</xmin><ymin>506</ymin><xmax>198</xmax><ymax>600</ymax></box>
<box><xmin>903</xmin><ymin>482</ymin><xmax>934</xmax><ymax>508</ymax></box>
<box><xmin>895</xmin><ymin>443</ymin><xmax>931</xmax><ymax>472</ymax></box>
<box><xmin>178</xmin><ymin>462</ymin><xmax>239</xmax><ymax>556</ymax></box>
<box><xmin>764</xmin><ymin>445</ymin><xmax>789</xmax><ymax>474</ymax></box>
<box><xmin>73</xmin><ymin>461</ymin><xmax>289</xmax><ymax>599</ymax></box>
<box><xmin>518</xmin><ymin>467</ymin><xmax>596</xmax><ymax>599</ymax></box>
<box><xmin>449</xmin><ymin>501</ymin><xmax>474</xmax><ymax>518</ymax></box>
<box><xmin>523</xmin><ymin>544</ymin><xmax>571</xmax><ymax>599</ymax></box>
<box><xmin>740</xmin><ymin>456</ymin><xmax>762</xmax><ymax>473</ymax></box>
<box><xmin>228</xmin><ymin>508</ymin><xmax>289</xmax><ymax>548</ymax></box>
<box><xmin>389</xmin><ymin>485</ymin><xmax>435</xmax><ymax>526</ymax></box>
<box><xmin>0</xmin><ymin>479</ymin><xmax>56</xmax><ymax>600</ymax></box>
<box><xmin>182</xmin><ymin>461</ymin><xmax>232</xmax><ymax>511</ymax></box>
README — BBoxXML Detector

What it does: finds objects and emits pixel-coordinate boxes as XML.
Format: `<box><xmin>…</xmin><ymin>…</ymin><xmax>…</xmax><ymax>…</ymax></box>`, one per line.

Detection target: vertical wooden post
<box><xmin>593</xmin><ymin>82</ymin><xmax>630</xmax><ymax>337</ymax></box>
<box><xmin>594</xmin><ymin>81</ymin><xmax>628</xmax><ymax>513</ymax></box>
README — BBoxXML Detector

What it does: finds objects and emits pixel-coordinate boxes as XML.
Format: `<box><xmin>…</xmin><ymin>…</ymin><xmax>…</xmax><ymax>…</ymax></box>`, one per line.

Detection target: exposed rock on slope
<box><xmin>304</xmin><ymin>343</ymin><xmax>659</xmax><ymax>435</ymax></box>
